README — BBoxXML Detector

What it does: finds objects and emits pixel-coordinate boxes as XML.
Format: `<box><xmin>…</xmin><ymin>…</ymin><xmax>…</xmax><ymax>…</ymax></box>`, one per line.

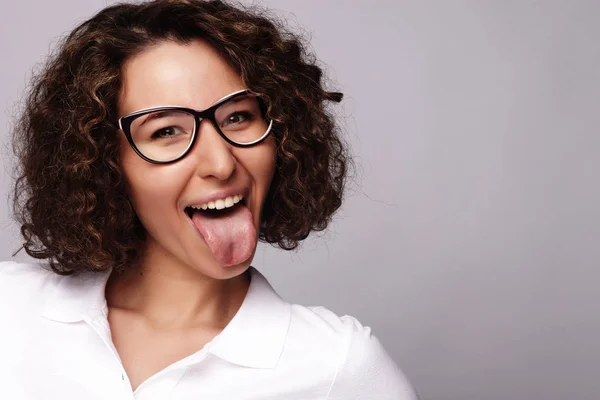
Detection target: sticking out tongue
<box><xmin>190</xmin><ymin>203</ymin><xmax>256</xmax><ymax>267</ymax></box>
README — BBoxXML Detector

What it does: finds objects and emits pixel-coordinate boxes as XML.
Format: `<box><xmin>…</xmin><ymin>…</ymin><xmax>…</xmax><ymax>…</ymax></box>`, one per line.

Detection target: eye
<box><xmin>221</xmin><ymin>111</ymin><xmax>253</xmax><ymax>128</ymax></box>
<box><xmin>151</xmin><ymin>126</ymin><xmax>182</xmax><ymax>139</ymax></box>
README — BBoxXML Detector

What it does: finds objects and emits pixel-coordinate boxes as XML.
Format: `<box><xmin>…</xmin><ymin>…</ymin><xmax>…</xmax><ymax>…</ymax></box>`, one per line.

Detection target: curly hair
<box><xmin>9</xmin><ymin>0</ymin><xmax>351</xmax><ymax>275</ymax></box>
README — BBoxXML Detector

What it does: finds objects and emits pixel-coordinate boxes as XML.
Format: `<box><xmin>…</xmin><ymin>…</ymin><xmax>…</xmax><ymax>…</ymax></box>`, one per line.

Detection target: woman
<box><xmin>1</xmin><ymin>0</ymin><xmax>418</xmax><ymax>398</ymax></box>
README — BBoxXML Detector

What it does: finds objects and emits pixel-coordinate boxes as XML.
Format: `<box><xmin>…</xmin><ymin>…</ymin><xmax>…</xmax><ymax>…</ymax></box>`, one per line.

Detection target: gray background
<box><xmin>1</xmin><ymin>1</ymin><xmax>599</xmax><ymax>399</ymax></box>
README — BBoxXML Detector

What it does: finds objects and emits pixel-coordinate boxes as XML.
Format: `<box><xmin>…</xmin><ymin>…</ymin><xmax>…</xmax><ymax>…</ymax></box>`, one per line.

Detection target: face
<box><xmin>117</xmin><ymin>39</ymin><xmax>276</xmax><ymax>280</ymax></box>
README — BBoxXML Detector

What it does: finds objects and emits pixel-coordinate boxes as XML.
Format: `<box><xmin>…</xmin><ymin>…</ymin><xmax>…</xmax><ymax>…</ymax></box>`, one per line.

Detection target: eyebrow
<box><xmin>137</xmin><ymin>110</ymin><xmax>181</xmax><ymax>127</ymax></box>
<box><xmin>220</xmin><ymin>95</ymin><xmax>252</xmax><ymax>106</ymax></box>
<box><xmin>127</xmin><ymin>90</ymin><xmax>253</xmax><ymax>126</ymax></box>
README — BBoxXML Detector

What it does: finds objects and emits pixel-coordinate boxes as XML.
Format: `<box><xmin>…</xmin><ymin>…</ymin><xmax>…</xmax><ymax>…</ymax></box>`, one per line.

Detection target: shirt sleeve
<box><xmin>325</xmin><ymin>315</ymin><xmax>419</xmax><ymax>400</ymax></box>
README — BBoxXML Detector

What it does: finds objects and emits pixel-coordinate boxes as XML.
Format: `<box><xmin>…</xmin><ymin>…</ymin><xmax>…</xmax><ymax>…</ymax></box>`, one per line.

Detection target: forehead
<box><xmin>118</xmin><ymin>39</ymin><xmax>244</xmax><ymax>116</ymax></box>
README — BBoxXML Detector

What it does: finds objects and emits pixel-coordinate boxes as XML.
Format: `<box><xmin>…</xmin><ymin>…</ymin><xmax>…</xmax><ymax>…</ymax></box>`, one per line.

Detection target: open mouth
<box><xmin>185</xmin><ymin>198</ymin><xmax>247</xmax><ymax>220</ymax></box>
<box><xmin>184</xmin><ymin>194</ymin><xmax>255</xmax><ymax>266</ymax></box>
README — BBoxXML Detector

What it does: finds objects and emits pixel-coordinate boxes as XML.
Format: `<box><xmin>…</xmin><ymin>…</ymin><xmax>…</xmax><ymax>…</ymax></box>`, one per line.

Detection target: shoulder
<box><xmin>0</xmin><ymin>259</ymin><xmax>56</xmax><ymax>283</ymax></box>
<box><xmin>0</xmin><ymin>260</ymin><xmax>57</xmax><ymax>288</ymax></box>
<box><xmin>0</xmin><ymin>260</ymin><xmax>59</xmax><ymax>313</ymax></box>
<box><xmin>286</xmin><ymin>304</ymin><xmax>419</xmax><ymax>400</ymax></box>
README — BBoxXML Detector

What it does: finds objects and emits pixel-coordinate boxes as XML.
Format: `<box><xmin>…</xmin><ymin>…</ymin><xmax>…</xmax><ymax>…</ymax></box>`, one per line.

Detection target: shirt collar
<box><xmin>207</xmin><ymin>267</ymin><xmax>292</xmax><ymax>369</ymax></box>
<box><xmin>41</xmin><ymin>268</ymin><xmax>111</xmax><ymax>323</ymax></box>
<box><xmin>41</xmin><ymin>266</ymin><xmax>291</xmax><ymax>369</ymax></box>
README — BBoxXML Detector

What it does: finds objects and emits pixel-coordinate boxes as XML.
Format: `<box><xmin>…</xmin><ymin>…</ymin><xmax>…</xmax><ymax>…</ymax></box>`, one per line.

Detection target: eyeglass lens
<box><xmin>128</xmin><ymin>93</ymin><xmax>269</xmax><ymax>162</ymax></box>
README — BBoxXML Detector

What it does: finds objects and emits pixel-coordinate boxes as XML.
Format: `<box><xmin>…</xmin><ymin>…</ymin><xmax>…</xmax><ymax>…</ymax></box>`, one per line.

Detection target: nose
<box><xmin>191</xmin><ymin>119</ymin><xmax>236</xmax><ymax>181</ymax></box>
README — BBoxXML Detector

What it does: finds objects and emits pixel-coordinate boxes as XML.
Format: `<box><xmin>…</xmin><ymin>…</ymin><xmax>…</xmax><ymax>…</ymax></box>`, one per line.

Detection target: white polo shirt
<box><xmin>0</xmin><ymin>261</ymin><xmax>418</xmax><ymax>399</ymax></box>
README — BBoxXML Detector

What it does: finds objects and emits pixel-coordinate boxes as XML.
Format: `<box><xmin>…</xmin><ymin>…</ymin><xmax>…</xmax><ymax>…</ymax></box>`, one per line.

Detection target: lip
<box><xmin>183</xmin><ymin>186</ymin><xmax>250</xmax><ymax>210</ymax></box>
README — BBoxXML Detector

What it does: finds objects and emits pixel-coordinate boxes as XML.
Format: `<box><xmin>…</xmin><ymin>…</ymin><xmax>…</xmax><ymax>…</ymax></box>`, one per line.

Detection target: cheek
<box><xmin>120</xmin><ymin>149</ymin><xmax>187</xmax><ymax>225</ymax></box>
<box><xmin>238</xmin><ymin>138</ymin><xmax>277</xmax><ymax>193</ymax></box>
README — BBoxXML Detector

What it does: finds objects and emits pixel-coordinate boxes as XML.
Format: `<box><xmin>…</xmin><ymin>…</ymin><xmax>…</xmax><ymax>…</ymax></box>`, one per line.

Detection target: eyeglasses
<box><xmin>118</xmin><ymin>89</ymin><xmax>274</xmax><ymax>164</ymax></box>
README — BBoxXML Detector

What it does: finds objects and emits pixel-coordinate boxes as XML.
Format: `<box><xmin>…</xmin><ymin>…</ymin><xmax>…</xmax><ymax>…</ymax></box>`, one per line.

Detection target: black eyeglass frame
<box><xmin>117</xmin><ymin>89</ymin><xmax>274</xmax><ymax>164</ymax></box>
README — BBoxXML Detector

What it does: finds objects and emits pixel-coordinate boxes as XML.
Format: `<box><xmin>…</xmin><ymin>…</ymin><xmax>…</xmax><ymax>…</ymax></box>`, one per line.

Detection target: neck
<box><xmin>105</xmin><ymin>247</ymin><xmax>250</xmax><ymax>330</ymax></box>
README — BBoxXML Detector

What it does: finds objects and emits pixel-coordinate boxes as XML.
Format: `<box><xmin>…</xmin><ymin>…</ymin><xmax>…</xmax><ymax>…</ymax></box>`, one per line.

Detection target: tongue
<box><xmin>190</xmin><ymin>204</ymin><xmax>256</xmax><ymax>267</ymax></box>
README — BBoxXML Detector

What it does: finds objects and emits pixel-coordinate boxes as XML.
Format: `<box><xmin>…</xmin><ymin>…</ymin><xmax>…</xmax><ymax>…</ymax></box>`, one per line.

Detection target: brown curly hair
<box><xmin>9</xmin><ymin>0</ymin><xmax>351</xmax><ymax>275</ymax></box>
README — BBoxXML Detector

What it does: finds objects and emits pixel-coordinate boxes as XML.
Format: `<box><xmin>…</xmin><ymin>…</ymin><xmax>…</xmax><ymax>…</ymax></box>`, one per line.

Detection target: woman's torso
<box><xmin>0</xmin><ymin>261</ymin><xmax>417</xmax><ymax>400</ymax></box>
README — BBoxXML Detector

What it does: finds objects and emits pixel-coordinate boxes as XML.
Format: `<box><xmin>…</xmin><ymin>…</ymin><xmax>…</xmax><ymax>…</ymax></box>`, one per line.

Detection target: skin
<box><xmin>104</xmin><ymin>39</ymin><xmax>277</xmax><ymax>391</ymax></box>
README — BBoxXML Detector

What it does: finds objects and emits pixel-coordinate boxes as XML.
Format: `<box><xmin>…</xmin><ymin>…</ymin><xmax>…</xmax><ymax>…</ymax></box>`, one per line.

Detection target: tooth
<box><xmin>225</xmin><ymin>196</ymin><xmax>234</xmax><ymax>208</ymax></box>
<box><xmin>239</xmin><ymin>194</ymin><xmax>244</xmax><ymax>201</ymax></box>
<box><xmin>233</xmin><ymin>195</ymin><xmax>240</xmax><ymax>204</ymax></box>
<box><xmin>208</xmin><ymin>201</ymin><xmax>216</xmax><ymax>209</ymax></box>
<box><xmin>201</xmin><ymin>204</ymin><xmax>208</xmax><ymax>210</ymax></box>
<box><xmin>215</xmin><ymin>199</ymin><xmax>225</xmax><ymax>210</ymax></box>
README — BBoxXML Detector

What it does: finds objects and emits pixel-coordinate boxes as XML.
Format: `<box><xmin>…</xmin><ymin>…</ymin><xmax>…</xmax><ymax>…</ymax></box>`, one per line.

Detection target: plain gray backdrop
<box><xmin>1</xmin><ymin>1</ymin><xmax>599</xmax><ymax>399</ymax></box>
